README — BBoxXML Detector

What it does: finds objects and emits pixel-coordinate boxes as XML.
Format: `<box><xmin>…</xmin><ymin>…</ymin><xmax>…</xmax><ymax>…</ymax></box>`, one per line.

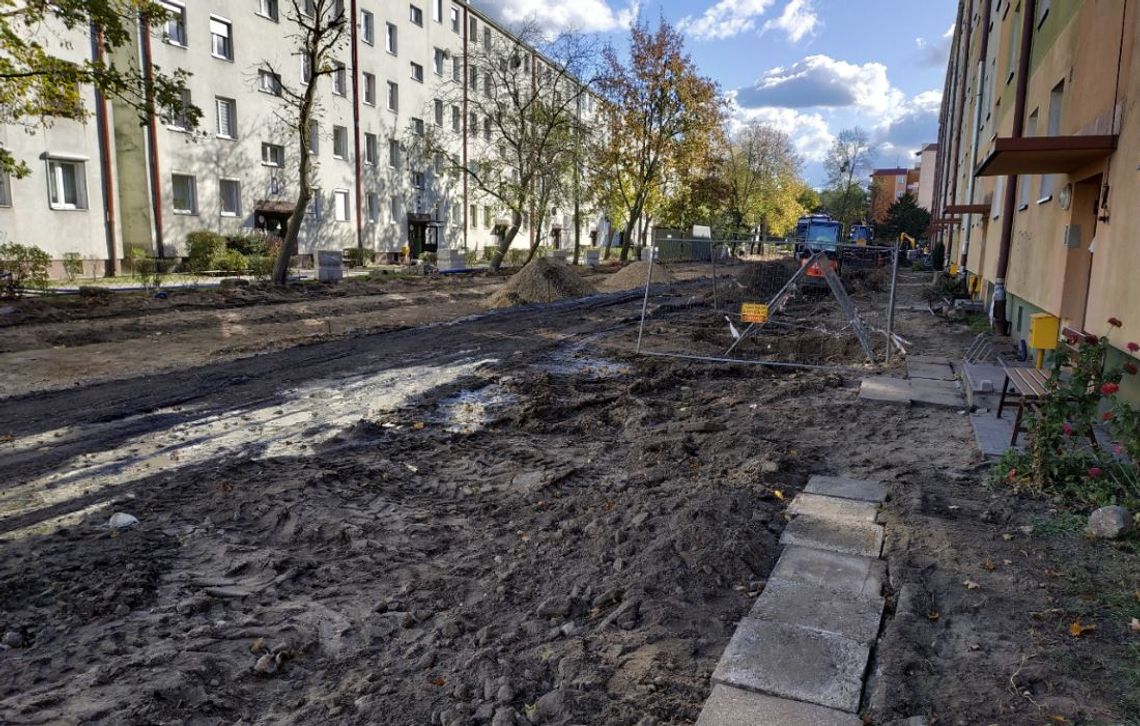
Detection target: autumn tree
<box><xmin>0</xmin><ymin>0</ymin><xmax>197</xmax><ymax>177</ymax></box>
<box><xmin>722</xmin><ymin>122</ymin><xmax>807</xmax><ymax>238</ymax></box>
<box><xmin>261</xmin><ymin>0</ymin><xmax>347</xmax><ymax>286</ymax></box>
<box><xmin>594</xmin><ymin>18</ymin><xmax>722</xmax><ymax>261</ymax></box>
<box><xmin>424</xmin><ymin>22</ymin><xmax>596</xmax><ymax>272</ymax></box>
<box><xmin>821</xmin><ymin>127</ymin><xmax>875</xmax><ymax>232</ymax></box>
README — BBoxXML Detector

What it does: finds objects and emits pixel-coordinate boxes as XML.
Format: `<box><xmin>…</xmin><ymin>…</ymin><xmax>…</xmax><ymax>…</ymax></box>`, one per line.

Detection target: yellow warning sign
<box><xmin>740</xmin><ymin>303</ymin><xmax>769</xmax><ymax>323</ymax></box>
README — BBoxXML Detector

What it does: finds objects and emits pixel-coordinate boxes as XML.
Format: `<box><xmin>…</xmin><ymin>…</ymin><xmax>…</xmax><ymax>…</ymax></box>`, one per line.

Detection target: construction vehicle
<box><xmin>792</xmin><ymin>214</ymin><xmax>842</xmax><ymax>284</ymax></box>
<box><xmin>849</xmin><ymin>224</ymin><xmax>874</xmax><ymax>245</ymax></box>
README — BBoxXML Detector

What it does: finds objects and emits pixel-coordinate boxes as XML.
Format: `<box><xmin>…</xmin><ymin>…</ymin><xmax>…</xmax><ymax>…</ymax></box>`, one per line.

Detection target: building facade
<box><xmin>931</xmin><ymin>0</ymin><xmax>1137</xmax><ymax>371</ymax></box>
<box><xmin>0</xmin><ymin>0</ymin><xmax>597</xmax><ymax>274</ymax></box>
<box><xmin>916</xmin><ymin>143</ymin><xmax>938</xmax><ymax>211</ymax></box>
<box><xmin>869</xmin><ymin>168</ymin><xmax>910</xmax><ymax>223</ymax></box>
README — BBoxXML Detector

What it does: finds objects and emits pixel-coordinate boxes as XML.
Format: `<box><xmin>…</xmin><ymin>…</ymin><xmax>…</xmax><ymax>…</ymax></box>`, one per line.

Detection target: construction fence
<box><xmin>634</xmin><ymin>240</ymin><xmax>903</xmax><ymax>371</ymax></box>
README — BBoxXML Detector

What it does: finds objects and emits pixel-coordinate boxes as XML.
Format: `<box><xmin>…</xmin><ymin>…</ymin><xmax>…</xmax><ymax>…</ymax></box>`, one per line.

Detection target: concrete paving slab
<box><xmin>907</xmin><ymin>355</ymin><xmax>953</xmax><ymax>366</ymax></box>
<box><xmin>711</xmin><ymin>618</ymin><xmax>870</xmax><ymax>713</ymax></box>
<box><xmin>747</xmin><ymin>577</ymin><xmax>885</xmax><ymax>644</ymax></box>
<box><xmin>788</xmin><ymin>493</ymin><xmax>880</xmax><ymax>523</ymax></box>
<box><xmin>804</xmin><ymin>475</ymin><xmax>887</xmax><ymax>503</ymax></box>
<box><xmin>858</xmin><ymin>377</ymin><xmax>911</xmax><ymax>405</ymax></box>
<box><xmin>780</xmin><ymin>515</ymin><xmax>885</xmax><ymax>558</ymax></box>
<box><xmin>907</xmin><ymin>361</ymin><xmax>957</xmax><ymax>381</ymax></box>
<box><xmin>970</xmin><ymin>410</ymin><xmax>1020</xmax><ymax>457</ymax></box>
<box><xmin>907</xmin><ymin>378</ymin><xmax>965</xmax><ymax>408</ymax></box>
<box><xmin>696</xmin><ymin>684</ymin><xmax>862</xmax><ymax>726</ymax></box>
<box><xmin>769</xmin><ymin>545</ymin><xmax>886</xmax><ymax>598</ymax></box>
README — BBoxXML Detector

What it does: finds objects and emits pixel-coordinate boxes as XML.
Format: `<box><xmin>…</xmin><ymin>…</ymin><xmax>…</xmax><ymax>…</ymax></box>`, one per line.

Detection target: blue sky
<box><xmin>470</xmin><ymin>0</ymin><xmax>956</xmax><ymax>185</ymax></box>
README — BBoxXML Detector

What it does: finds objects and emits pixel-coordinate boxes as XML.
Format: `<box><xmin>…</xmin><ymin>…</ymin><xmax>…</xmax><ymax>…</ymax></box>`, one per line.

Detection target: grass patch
<box><xmin>1030</xmin><ymin>513</ymin><xmax>1086</xmax><ymax>537</ymax></box>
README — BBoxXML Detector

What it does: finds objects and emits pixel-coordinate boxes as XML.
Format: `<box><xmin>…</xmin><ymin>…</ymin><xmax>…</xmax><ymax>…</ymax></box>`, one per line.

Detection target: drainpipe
<box><xmin>139</xmin><ymin>15</ymin><xmax>164</xmax><ymax>258</ymax></box>
<box><xmin>91</xmin><ymin>25</ymin><xmax>119</xmax><ymax>276</ymax></box>
<box><xmin>947</xmin><ymin>0</ymin><xmax>973</xmax><ymax>268</ymax></box>
<box><xmin>992</xmin><ymin>0</ymin><xmax>1036</xmax><ymax>334</ymax></box>
<box><xmin>462</xmin><ymin>6</ymin><xmax>468</xmax><ymax>251</ymax></box>
<box><xmin>349</xmin><ymin>0</ymin><xmax>363</xmax><ymax>252</ymax></box>
<box><xmin>960</xmin><ymin>0</ymin><xmax>993</xmax><ymax>274</ymax></box>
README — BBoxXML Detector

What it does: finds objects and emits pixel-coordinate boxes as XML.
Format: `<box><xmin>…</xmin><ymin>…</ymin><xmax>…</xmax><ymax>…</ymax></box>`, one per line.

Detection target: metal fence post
<box><xmin>710</xmin><ymin>240</ymin><xmax>719</xmax><ymax>313</ymax></box>
<box><xmin>635</xmin><ymin>243</ymin><xmax>656</xmax><ymax>354</ymax></box>
<box><xmin>885</xmin><ymin>241</ymin><xmax>900</xmax><ymax>365</ymax></box>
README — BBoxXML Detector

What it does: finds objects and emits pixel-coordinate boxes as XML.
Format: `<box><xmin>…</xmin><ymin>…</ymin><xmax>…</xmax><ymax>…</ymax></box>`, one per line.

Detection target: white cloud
<box><xmin>735</xmin><ymin>55</ymin><xmax>905</xmax><ymax>117</ymax></box>
<box><xmin>677</xmin><ymin>0</ymin><xmax>777</xmax><ymax>41</ymax></box>
<box><xmin>872</xmin><ymin>89</ymin><xmax>942</xmax><ymax>161</ymax></box>
<box><xmin>471</xmin><ymin>0</ymin><xmax>640</xmax><ymax>33</ymax></box>
<box><xmin>726</xmin><ymin>93</ymin><xmax>834</xmax><ymax>162</ymax></box>
<box><xmin>915</xmin><ymin>23</ymin><xmax>955</xmax><ymax>67</ymax></box>
<box><xmin>762</xmin><ymin>0</ymin><xmax>820</xmax><ymax>43</ymax></box>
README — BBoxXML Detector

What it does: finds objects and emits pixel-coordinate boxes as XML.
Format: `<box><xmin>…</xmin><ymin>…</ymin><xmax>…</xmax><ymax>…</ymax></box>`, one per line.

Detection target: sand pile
<box><xmin>598</xmin><ymin>260</ymin><xmax>675</xmax><ymax>291</ymax></box>
<box><xmin>487</xmin><ymin>257</ymin><xmax>597</xmax><ymax>308</ymax></box>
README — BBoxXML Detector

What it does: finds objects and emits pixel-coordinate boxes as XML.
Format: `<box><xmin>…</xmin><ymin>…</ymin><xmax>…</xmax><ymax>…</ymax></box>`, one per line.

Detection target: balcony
<box><xmin>975</xmin><ymin>135</ymin><xmax>1117</xmax><ymax>177</ymax></box>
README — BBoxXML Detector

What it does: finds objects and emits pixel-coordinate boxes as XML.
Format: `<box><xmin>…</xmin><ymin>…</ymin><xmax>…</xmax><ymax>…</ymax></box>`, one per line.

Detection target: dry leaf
<box><xmin>927</xmin><ymin>611</ymin><xmax>940</xmax><ymax>621</ymax></box>
<box><xmin>1044</xmin><ymin>568</ymin><xmax>1061</xmax><ymax>577</ymax></box>
<box><xmin>773</xmin><ymin>490</ymin><xmax>785</xmax><ymax>501</ymax></box>
<box><xmin>1048</xmin><ymin>716</ymin><xmax>1069</xmax><ymax>723</ymax></box>
<box><xmin>432</xmin><ymin>676</ymin><xmax>446</xmax><ymax>687</ymax></box>
<box><xmin>412</xmin><ymin>421</ymin><xmax>426</xmax><ymax>430</ymax></box>
<box><xmin>963</xmin><ymin>580</ymin><xmax>980</xmax><ymax>590</ymax></box>
<box><xmin>1001</xmin><ymin>533</ymin><xmax>1014</xmax><ymax>540</ymax></box>
<box><xmin>1130</xmin><ymin>617</ymin><xmax>1140</xmax><ymax>633</ymax></box>
<box><xmin>1068</xmin><ymin>617</ymin><xmax>1096</xmax><ymax>637</ymax></box>
<box><xmin>981</xmin><ymin>559</ymin><xmax>996</xmax><ymax>572</ymax></box>
<box><xmin>249</xmin><ymin>637</ymin><xmax>264</xmax><ymax>654</ymax></box>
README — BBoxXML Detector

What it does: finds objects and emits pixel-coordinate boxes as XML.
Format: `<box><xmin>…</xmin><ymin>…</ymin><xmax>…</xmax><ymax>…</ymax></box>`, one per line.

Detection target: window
<box><xmin>411</xmin><ymin>117</ymin><xmax>424</xmax><ymax>136</ymax></box>
<box><xmin>258</xmin><ymin>69</ymin><xmax>282</xmax><ymax>95</ymax></box>
<box><xmin>1019</xmin><ymin>110</ymin><xmax>1038</xmax><ymax>209</ymax></box>
<box><xmin>215</xmin><ymin>97</ymin><xmax>236</xmax><ymax>138</ymax></box>
<box><xmin>306</xmin><ymin>189</ymin><xmax>321</xmax><ymax>217</ymax></box>
<box><xmin>386</xmin><ymin>22</ymin><xmax>397</xmax><ymax>54</ymax></box>
<box><xmin>483</xmin><ymin>116</ymin><xmax>491</xmax><ymax>141</ymax></box>
<box><xmin>484</xmin><ymin>74</ymin><xmax>491</xmax><ymax>97</ymax></box>
<box><xmin>1006</xmin><ymin>4</ymin><xmax>1020</xmax><ymax>83</ymax></box>
<box><xmin>434</xmin><ymin>48</ymin><xmax>445</xmax><ymax>75</ymax></box>
<box><xmin>433</xmin><ymin>152</ymin><xmax>443</xmax><ymax>174</ymax></box>
<box><xmin>470</xmin><ymin>64</ymin><xmax>477</xmax><ymax>88</ymax></box>
<box><xmin>469</xmin><ymin>112</ymin><xmax>477</xmax><ymax>131</ymax></box>
<box><xmin>387</xmin><ymin>81</ymin><xmax>399</xmax><ymax>112</ymax></box>
<box><xmin>367</xmin><ymin>192</ymin><xmax>379</xmax><ymax>222</ymax></box>
<box><xmin>484</xmin><ymin>206</ymin><xmax>491</xmax><ymax>228</ymax></box>
<box><xmin>163</xmin><ymin>88</ymin><xmax>192</xmax><ymax>129</ymax></box>
<box><xmin>484</xmin><ymin>26</ymin><xmax>491</xmax><ymax>50</ymax></box>
<box><xmin>450</xmin><ymin>6</ymin><xmax>460</xmax><ymax>32</ymax></box>
<box><xmin>391</xmin><ymin>195</ymin><xmax>401</xmax><ymax>222</ymax></box>
<box><xmin>469</xmin><ymin>16</ymin><xmax>477</xmax><ymax>41</ymax></box>
<box><xmin>365</xmin><ymin>133</ymin><xmax>378</xmax><ymax>165</ymax></box>
<box><xmin>171</xmin><ymin>173</ymin><xmax>197</xmax><ymax>215</ymax></box>
<box><xmin>47</xmin><ymin>159</ymin><xmax>88</xmax><ymax>210</ymax></box>
<box><xmin>991</xmin><ymin>176</ymin><xmax>1004</xmax><ymax>219</ymax></box>
<box><xmin>452</xmin><ymin>57</ymin><xmax>461</xmax><ymax>82</ymax></box>
<box><xmin>308</xmin><ymin>120</ymin><xmax>319</xmax><ymax>155</ymax></box>
<box><xmin>0</xmin><ymin>171</ymin><xmax>10</xmax><ymax>207</ymax></box>
<box><xmin>433</xmin><ymin>0</ymin><xmax>442</xmax><ymax>23</ymax></box>
<box><xmin>361</xmin><ymin>9</ymin><xmax>374</xmax><ymax>44</ymax></box>
<box><xmin>363</xmin><ymin>72</ymin><xmax>376</xmax><ymax>105</ymax></box>
<box><xmin>389</xmin><ymin>139</ymin><xmax>400</xmax><ymax>167</ymax></box>
<box><xmin>300</xmin><ymin>0</ymin><xmax>315</xmax><ymax>17</ymax></box>
<box><xmin>210</xmin><ymin>17</ymin><xmax>233</xmax><ymax>60</ymax></box>
<box><xmin>220</xmin><ymin>179</ymin><xmax>241</xmax><ymax>216</ymax></box>
<box><xmin>1037</xmin><ymin>0</ymin><xmax>1050</xmax><ymax>26</ymax></box>
<box><xmin>411</xmin><ymin>171</ymin><xmax>425</xmax><ymax>189</ymax></box>
<box><xmin>452</xmin><ymin>105</ymin><xmax>460</xmax><ymax>131</ymax></box>
<box><xmin>409</xmin><ymin>4</ymin><xmax>423</xmax><ymax>25</ymax></box>
<box><xmin>434</xmin><ymin>99</ymin><xmax>444</xmax><ymax>126</ymax></box>
<box><xmin>1040</xmin><ymin>80</ymin><xmax>1064</xmax><ymax>200</ymax></box>
<box><xmin>257</xmin><ymin>0</ymin><xmax>279</xmax><ymax>21</ymax></box>
<box><xmin>333</xmin><ymin>125</ymin><xmax>348</xmax><ymax>159</ymax></box>
<box><xmin>333</xmin><ymin>189</ymin><xmax>350</xmax><ymax>222</ymax></box>
<box><xmin>469</xmin><ymin>203</ymin><xmax>476</xmax><ymax>227</ymax></box>
<box><xmin>261</xmin><ymin>143</ymin><xmax>284</xmax><ymax>167</ymax></box>
<box><xmin>161</xmin><ymin>2</ymin><xmax>186</xmax><ymax>46</ymax></box>
<box><xmin>301</xmin><ymin>55</ymin><xmax>312</xmax><ymax>84</ymax></box>
<box><xmin>332</xmin><ymin>61</ymin><xmax>346</xmax><ymax>95</ymax></box>
<box><xmin>411</xmin><ymin>62</ymin><xmax>424</xmax><ymax>83</ymax></box>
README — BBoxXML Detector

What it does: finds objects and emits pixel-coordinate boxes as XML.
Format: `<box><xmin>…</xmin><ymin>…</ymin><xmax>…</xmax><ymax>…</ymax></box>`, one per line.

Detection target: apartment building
<box><xmin>932</xmin><ymin>0</ymin><xmax>1137</xmax><ymax>374</ymax></box>
<box><xmin>1</xmin><ymin>0</ymin><xmax>596</xmax><ymax>273</ymax></box>
<box><xmin>869</xmin><ymin>167</ymin><xmax>913</xmax><ymax>222</ymax></box>
<box><xmin>915</xmin><ymin>143</ymin><xmax>938</xmax><ymax>210</ymax></box>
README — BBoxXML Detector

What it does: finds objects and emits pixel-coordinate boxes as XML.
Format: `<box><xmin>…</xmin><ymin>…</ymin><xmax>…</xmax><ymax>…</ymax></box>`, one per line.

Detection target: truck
<box><xmin>792</xmin><ymin>214</ymin><xmax>842</xmax><ymax>283</ymax></box>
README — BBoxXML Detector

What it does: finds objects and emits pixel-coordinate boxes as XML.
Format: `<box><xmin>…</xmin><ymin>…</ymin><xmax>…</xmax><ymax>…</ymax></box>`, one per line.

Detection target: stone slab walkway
<box><xmin>697</xmin><ymin>476</ymin><xmax>889</xmax><ymax>723</ymax></box>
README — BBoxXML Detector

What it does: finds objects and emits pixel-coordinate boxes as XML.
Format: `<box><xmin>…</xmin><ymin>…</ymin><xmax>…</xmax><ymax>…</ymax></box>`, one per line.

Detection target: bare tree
<box><xmin>822</xmin><ymin>127</ymin><xmax>875</xmax><ymax>233</ymax></box>
<box><xmin>261</xmin><ymin>0</ymin><xmax>347</xmax><ymax>286</ymax></box>
<box><xmin>424</xmin><ymin>21</ymin><xmax>596</xmax><ymax>272</ymax></box>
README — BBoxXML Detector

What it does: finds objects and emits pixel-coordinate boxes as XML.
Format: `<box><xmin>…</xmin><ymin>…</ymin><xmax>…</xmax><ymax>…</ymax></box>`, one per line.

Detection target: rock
<box><xmin>473</xmin><ymin>703</ymin><xmax>495</xmax><ymax>721</ymax></box>
<box><xmin>536</xmin><ymin>597</ymin><xmax>571</xmax><ymax>619</ymax></box>
<box><xmin>2</xmin><ymin>631</ymin><xmax>25</xmax><ymax>648</ymax></box>
<box><xmin>483</xmin><ymin>677</ymin><xmax>497</xmax><ymax>701</ymax></box>
<box><xmin>491</xmin><ymin>707</ymin><xmax>518</xmax><ymax>726</ymax></box>
<box><xmin>531</xmin><ymin>690</ymin><xmax>565</xmax><ymax>724</ymax></box>
<box><xmin>495</xmin><ymin>683</ymin><xmax>515</xmax><ymax>703</ymax></box>
<box><xmin>253</xmin><ymin>653</ymin><xmax>278</xmax><ymax>676</ymax></box>
<box><xmin>1086</xmin><ymin>506</ymin><xmax>1133</xmax><ymax>539</ymax></box>
<box><xmin>108</xmin><ymin>512</ymin><xmax>139</xmax><ymax>530</ymax></box>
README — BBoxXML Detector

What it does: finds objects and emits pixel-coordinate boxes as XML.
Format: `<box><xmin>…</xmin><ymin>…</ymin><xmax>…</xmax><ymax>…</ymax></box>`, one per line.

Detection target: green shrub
<box><xmin>62</xmin><ymin>252</ymin><xmax>84</xmax><ymax>282</ymax></box>
<box><xmin>214</xmin><ymin>249</ymin><xmax>248</xmax><ymax>272</ymax></box>
<box><xmin>248</xmin><ymin>255</ymin><xmax>274</xmax><ymax>281</ymax></box>
<box><xmin>185</xmin><ymin>230</ymin><xmax>227</xmax><ymax>272</ymax></box>
<box><xmin>0</xmin><ymin>242</ymin><xmax>52</xmax><ymax>297</ymax></box>
<box><xmin>226</xmin><ymin>233</ymin><xmax>267</xmax><ymax>257</ymax></box>
<box><xmin>131</xmin><ymin>251</ymin><xmax>177</xmax><ymax>291</ymax></box>
<box><xmin>419</xmin><ymin>251</ymin><xmax>437</xmax><ymax>266</ymax></box>
<box><xmin>344</xmin><ymin>247</ymin><xmax>371</xmax><ymax>268</ymax></box>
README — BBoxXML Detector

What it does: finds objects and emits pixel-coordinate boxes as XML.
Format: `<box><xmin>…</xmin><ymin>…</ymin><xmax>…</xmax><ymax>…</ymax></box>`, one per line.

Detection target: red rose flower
<box><xmin>1129</xmin><ymin>342</ymin><xmax>1140</xmax><ymax>353</ymax></box>
<box><xmin>1061</xmin><ymin>422</ymin><xmax>1074</xmax><ymax>436</ymax></box>
<box><xmin>1125</xmin><ymin>363</ymin><xmax>1138</xmax><ymax>375</ymax></box>
<box><xmin>1103</xmin><ymin>411</ymin><xmax>1116</xmax><ymax>422</ymax></box>
<box><xmin>1088</xmin><ymin>466</ymin><xmax>1103</xmax><ymax>478</ymax></box>
<box><xmin>1101</xmin><ymin>382</ymin><xmax>1120</xmax><ymax>395</ymax></box>
<box><xmin>1086</xmin><ymin>334</ymin><xmax>1100</xmax><ymax>345</ymax></box>
<box><xmin>1108</xmin><ymin>317</ymin><xmax>1123</xmax><ymax>327</ymax></box>
<box><xmin>1066</xmin><ymin>333</ymin><xmax>1079</xmax><ymax>345</ymax></box>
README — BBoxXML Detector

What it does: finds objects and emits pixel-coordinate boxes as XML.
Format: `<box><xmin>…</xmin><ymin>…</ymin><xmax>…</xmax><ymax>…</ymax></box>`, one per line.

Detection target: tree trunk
<box><xmin>619</xmin><ymin>217</ymin><xmax>637</xmax><ymax>262</ymax></box>
<box><xmin>271</xmin><ymin>190</ymin><xmax>309</xmax><ymax>286</ymax></box>
<box><xmin>488</xmin><ymin>211</ymin><xmax>522</xmax><ymax>272</ymax></box>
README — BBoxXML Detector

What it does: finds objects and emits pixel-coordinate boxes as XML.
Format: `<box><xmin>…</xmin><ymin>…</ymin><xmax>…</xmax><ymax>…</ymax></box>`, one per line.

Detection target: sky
<box><xmin>469</xmin><ymin>0</ymin><xmax>956</xmax><ymax>187</ymax></box>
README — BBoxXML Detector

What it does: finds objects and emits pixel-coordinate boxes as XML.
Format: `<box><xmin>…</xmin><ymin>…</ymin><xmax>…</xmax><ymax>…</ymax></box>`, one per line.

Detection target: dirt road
<box><xmin>0</xmin><ymin>269</ymin><xmax>1136</xmax><ymax>725</ymax></box>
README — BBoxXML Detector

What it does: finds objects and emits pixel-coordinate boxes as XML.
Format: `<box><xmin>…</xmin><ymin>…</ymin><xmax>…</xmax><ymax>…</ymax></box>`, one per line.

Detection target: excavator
<box><xmin>793</xmin><ymin>214</ymin><xmax>843</xmax><ymax>284</ymax></box>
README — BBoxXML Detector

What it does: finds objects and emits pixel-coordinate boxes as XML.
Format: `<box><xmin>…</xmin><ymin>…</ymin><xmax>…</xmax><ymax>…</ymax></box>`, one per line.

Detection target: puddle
<box><xmin>0</xmin><ymin>357</ymin><xmax>497</xmax><ymax>535</ymax></box>
<box><xmin>434</xmin><ymin>384</ymin><xmax>517</xmax><ymax>435</ymax></box>
<box><xmin>537</xmin><ymin>350</ymin><xmax>631</xmax><ymax>379</ymax></box>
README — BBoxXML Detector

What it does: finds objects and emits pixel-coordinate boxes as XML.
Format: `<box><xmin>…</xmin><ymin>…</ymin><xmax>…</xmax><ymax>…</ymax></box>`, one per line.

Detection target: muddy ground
<box><xmin>0</xmin><ymin>265</ymin><xmax>1137</xmax><ymax>725</ymax></box>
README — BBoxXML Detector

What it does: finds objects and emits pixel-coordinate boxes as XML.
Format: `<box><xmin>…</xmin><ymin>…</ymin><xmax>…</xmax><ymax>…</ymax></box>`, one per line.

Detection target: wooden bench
<box><xmin>997</xmin><ymin>335</ymin><xmax>1097</xmax><ymax>448</ymax></box>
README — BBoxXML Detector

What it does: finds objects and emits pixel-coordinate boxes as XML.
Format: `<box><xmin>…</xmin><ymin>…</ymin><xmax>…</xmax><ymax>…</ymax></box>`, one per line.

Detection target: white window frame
<box><xmin>306</xmin><ymin>188</ymin><xmax>321</xmax><ymax>217</ymax></box>
<box><xmin>220</xmin><ymin>179</ymin><xmax>241</xmax><ymax>217</ymax></box>
<box><xmin>215</xmin><ymin>96</ymin><xmax>237</xmax><ymax>139</ymax></box>
<box><xmin>390</xmin><ymin>195</ymin><xmax>400</xmax><ymax>223</ymax></box>
<box><xmin>411</xmin><ymin>171</ymin><xmax>425</xmax><ymax>189</ymax></box>
<box><xmin>46</xmin><ymin>158</ymin><xmax>88</xmax><ymax>211</ymax></box>
<box><xmin>452</xmin><ymin>56</ymin><xmax>461</xmax><ymax>82</ymax></box>
<box><xmin>389</xmin><ymin>139</ymin><xmax>400</xmax><ymax>168</ymax></box>
<box><xmin>361</xmin><ymin>9</ymin><xmax>375</xmax><ymax>44</ymax></box>
<box><xmin>164</xmin><ymin>88</ymin><xmax>192</xmax><ymax>130</ymax></box>
<box><xmin>367</xmin><ymin>192</ymin><xmax>380</xmax><ymax>222</ymax></box>
<box><xmin>161</xmin><ymin>1</ymin><xmax>187</xmax><ymax>46</ymax></box>
<box><xmin>364</xmin><ymin>132</ymin><xmax>378</xmax><ymax>165</ymax></box>
<box><xmin>257</xmin><ymin>0</ymin><xmax>279</xmax><ymax>22</ymax></box>
<box><xmin>385</xmin><ymin>22</ymin><xmax>398</xmax><ymax>54</ymax></box>
<box><xmin>433</xmin><ymin>47</ymin><xmax>445</xmax><ymax>75</ymax></box>
<box><xmin>261</xmin><ymin>142</ymin><xmax>284</xmax><ymax>167</ymax></box>
<box><xmin>387</xmin><ymin>81</ymin><xmax>399</xmax><ymax>112</ymax></box>
<box><xmin>308</xmin><ymin>120</ymin><xmax>320</xmax><ymax>155</ymax></box>
<box><xmin>333</xmin><ymin>125</ymin><xmax>348</xmax><ymax>159</ymax></box>
<box><xmin>363</xmin><ymin>72</ymin><xmax>376</xmax><ymax>105</ymax></box>
<box><xmin>209</xmin><ymin>16</ymin><xmax>233</xmax><ymax>61</ymax></box>
<box><xmin>171</xmin><ymin>173</ymin><xmax>197</xmax><ymax>215</ymax></box>
<box><xmin>332</xmin><ymin>61</ymin><xmax>347</xmax><ymax>96</ymax></box>
<box><xmin>333</xmin><ymin>189</ymin><xmax>350</xmax><ymax>222</ymax></box>
<box><xmin>450</xmin><ymin>6</ymin><xmax>460</xmax><ymax>33</ymax></box>
<box><xmin>409</xmin><ymin>4</ymin><xmax>423</xmax><ymax>26</ymax></box>
<box><xmin>258</xmin><ymin>69</ymin><xmax>282</xmax><ymax>95</ymax></box>
<box><xmin>411</xmin><ymin>117</ymin><xmax>424</xmax><ymax>136</ymax></box>
<box><xmin>410</xmin><ymin>62</ymin><xmax>424</xmax><ymax>83</ymax></box>
<box><xmin>434</xmin><ymin>99</ymin><xmax>444</xmax><ymax>126</ymax></box>
<box><xmin>0</xmin><ymin>170</ymin><xmax>10</xmax><ymax>207</ymax></box>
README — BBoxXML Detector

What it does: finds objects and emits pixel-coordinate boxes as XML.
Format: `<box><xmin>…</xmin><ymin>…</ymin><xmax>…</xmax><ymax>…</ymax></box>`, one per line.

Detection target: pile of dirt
<box><xmin>597</xmin><ymin>261</ymin><xmax>675</xmax><ymax>291</ymax></box>
<box><xmin>487</xmin><ymin>257</ymin><xmax>597</xmax><ymax>308</ymax></box>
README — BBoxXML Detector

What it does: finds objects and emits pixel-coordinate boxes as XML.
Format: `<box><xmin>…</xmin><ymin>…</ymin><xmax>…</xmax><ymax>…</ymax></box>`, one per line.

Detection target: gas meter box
<box><xmin>1028</xmin><ymin>313</ymin><xmax>1060</xmax><ymax>350</ymax></box>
